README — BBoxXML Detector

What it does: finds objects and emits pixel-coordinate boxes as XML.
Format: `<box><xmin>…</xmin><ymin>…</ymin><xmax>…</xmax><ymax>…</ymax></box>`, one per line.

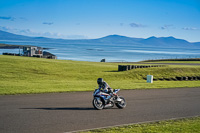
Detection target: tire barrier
<box><xmin>143</xmin><ymin>76</ymin><xmax>200</xmax><ymax>81</ymax></box>
<box><xmin>118</xmin><ymin>65</ymin><xmax>164</xmax><ymax>71</ymax></box>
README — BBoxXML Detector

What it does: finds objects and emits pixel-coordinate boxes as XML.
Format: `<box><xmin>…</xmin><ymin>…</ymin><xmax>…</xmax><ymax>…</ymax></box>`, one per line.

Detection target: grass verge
<box><xmin>0</xmin><ymin>55</ymin><xmax>200</xmax><ymax>95</ymax></box>
<box><xmin>82</xmin><ymin>116</ymin><xmax>200</xmax><ymax>133</ymax></box>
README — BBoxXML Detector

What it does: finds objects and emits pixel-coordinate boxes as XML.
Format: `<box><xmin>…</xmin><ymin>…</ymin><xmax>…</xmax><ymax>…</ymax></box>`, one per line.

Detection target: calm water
<box><xmin>1</xmin><ymin>40</ymin><xmax>200</xmax><ymax>62</ymax></box>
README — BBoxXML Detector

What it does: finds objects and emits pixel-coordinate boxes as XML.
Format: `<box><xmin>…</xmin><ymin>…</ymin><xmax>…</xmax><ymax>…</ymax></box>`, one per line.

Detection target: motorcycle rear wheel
<box><xmin>115</xmin><ymin>96</ymin><xmax>126</xmax><ymax>109</ymax></box>
<box><xmin>93</xmin><ymin>97</ymin><xmax>104</xmax><ymax>110</ymax></box>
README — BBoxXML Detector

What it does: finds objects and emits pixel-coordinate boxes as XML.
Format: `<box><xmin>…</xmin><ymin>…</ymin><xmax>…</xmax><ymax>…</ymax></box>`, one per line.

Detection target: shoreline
<box><xmin>0</xmin><ymin>43</ymin><xmax>49</xmax><ymax>49</ymax></box>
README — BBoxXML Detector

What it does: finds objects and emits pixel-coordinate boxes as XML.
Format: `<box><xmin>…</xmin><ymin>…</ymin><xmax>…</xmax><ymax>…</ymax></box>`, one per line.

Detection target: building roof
<box><xmin>43</xmin><ymin>51</ymin><xmax>56</xmax><ymax>56</ymax></box>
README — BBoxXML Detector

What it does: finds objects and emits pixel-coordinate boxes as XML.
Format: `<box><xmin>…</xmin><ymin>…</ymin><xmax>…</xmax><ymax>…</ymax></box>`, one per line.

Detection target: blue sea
<box><xmin>0</xmin><ymin>40</ymin><xmax>200</xmax><ymax>62</ymax></box>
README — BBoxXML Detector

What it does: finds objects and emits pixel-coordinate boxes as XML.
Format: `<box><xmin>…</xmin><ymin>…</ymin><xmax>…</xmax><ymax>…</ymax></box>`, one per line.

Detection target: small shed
<box><xmin>43</xmin><ymin>51</ymin><xmax>57</xmax><ymax>59</ymax></box>
<box><xmin>100</xmin><ymin>59</ymin><xmax>106</xmax><ymax>62</ymax></box>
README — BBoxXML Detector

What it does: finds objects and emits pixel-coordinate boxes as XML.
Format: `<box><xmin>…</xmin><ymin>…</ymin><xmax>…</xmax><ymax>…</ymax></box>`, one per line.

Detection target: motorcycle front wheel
<box><xmin>115</xmin><ymin>96</ymin><xmax>126</xmax><ymax>109</ymax></box>
<box><xmin>93</xmin><ymin>97</ymin><xmax>104</xmax><ymax>110</ymax></box>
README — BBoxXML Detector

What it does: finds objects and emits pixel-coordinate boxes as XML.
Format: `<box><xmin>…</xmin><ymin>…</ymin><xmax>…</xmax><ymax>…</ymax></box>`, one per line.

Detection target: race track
<box><xmin>0</xmin><ymin>88</ymin><xmax>200</xmax><ymax>133</ymax></box>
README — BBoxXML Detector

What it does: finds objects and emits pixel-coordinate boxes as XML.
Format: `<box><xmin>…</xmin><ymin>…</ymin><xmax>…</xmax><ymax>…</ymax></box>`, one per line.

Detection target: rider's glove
<box><xmin>109</xmin><ymin>92</ymin><xmax>113</xmax><ymax>97</ymax></box>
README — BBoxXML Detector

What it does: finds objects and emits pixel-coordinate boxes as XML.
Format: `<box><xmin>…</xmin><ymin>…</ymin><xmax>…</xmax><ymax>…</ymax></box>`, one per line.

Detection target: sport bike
<box><xmin>92</xmin><ymin>88</ymin><xmax>126</xmax><ymax>110</ymax></box>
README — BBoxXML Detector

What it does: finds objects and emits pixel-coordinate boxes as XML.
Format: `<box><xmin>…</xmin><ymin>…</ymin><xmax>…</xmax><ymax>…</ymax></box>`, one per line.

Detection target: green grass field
<box><xmin>83</xmin><ymin>116</ymin><xmax>200</xmax><ymax>133</ymax></box>
<box><xmin>1</xmin><ymin>55</ymin><xmax>200</xmax><ymax>95</ymax></box>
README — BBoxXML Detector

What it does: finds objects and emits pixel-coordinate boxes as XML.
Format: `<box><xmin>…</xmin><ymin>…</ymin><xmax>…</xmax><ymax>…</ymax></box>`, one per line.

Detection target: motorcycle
<box><xmin>92</xmin><ymin>88</ymin><xmax>126</xmax><ymax>110</ymax></box>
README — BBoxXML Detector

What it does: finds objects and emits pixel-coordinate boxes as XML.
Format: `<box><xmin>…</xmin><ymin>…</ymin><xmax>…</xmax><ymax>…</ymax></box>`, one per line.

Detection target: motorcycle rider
<box><xmin>97</xmin><ymin>78</ymin><xmax>121</xmax><ymax>102</ymax></box>
<box><xmin>97</xmin><ymin>78</ymin><xmax>113</xmax><ymax>94</ymax></box>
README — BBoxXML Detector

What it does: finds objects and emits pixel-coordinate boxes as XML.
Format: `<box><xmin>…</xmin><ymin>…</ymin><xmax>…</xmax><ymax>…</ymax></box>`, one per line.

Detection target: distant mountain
<box><xmin>95</xmin><ymin>34</ymin><xmax>143</xmax><ymax>44</ymax></box>
<box><xmin>0</xmin><ymin>30</ymin><xmax>199</xmax><ymax>48</ymax></box>
<box><xmin>0</xmin><ymin>30</ymin><xmax>31</xmax><ymax>40</ymax></box>
<box><xmin>140</xmin><ymin>36</ymin><xmax>192</xmax><ymax>47</ymax></box>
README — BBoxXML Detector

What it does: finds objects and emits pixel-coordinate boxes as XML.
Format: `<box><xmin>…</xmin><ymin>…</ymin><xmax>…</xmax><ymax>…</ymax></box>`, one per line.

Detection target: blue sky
<box><xmin>0</xmin><ymin>0</ymin><xmax>200</xmax><ymax>42</ymax></box>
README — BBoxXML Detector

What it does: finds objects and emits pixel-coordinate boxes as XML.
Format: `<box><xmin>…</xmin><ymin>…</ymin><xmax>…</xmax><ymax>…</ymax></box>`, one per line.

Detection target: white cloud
<box><xmin>182</xmin><ymin>27</ymin><xmax>199</xmax><ymax>30</ymax></box>
<box><xmin>64</xmin><ymin>35</ymin><xmax>88</xmax><ymax>39</ymax></box>
<box><xmin>0</xmin><ymin>16</ymin><xmax>15</xmax><ymax>21</ymax></box>
<box><xmin>43</xmin><ymin>22</ymin><xmax>54</xmax><ymax>25</ymax></box>
<box><xmin>161</xmin><ymin>24</ymin><xmax>174</xmax><ymax>30</ymax></box>
<box><xmin>129</xmin><ymin>23</ymin><xmax>146</xmax><ymax>28</ymax></box>
<box><xmin>0</xmin><ymin>16</ymin><xmax>27</xmax><ymax>21</ymax></box>
<box><xmin>0</xmin><ymin>26</ymin><xmax>88</xmax><ymax>39</ymax></box>
<box><xmin>120</xmin><ymin>23</ymin><xmax>124</xmax><ymax>26</ymax></box>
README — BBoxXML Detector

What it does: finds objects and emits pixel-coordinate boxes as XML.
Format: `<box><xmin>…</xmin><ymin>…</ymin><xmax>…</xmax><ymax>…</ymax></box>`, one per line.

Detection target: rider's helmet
<box><xmin>97</xmin><ymin>78</ymin><xmax>103</xmax><ymax>85</ymax></box>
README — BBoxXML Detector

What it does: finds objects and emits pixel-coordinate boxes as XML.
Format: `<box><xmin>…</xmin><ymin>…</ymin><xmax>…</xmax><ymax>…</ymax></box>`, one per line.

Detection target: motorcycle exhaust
<box><xmin>104</xmin><ymin>104</ymin><xmax>113</xmax><ymax>108</ymax></box>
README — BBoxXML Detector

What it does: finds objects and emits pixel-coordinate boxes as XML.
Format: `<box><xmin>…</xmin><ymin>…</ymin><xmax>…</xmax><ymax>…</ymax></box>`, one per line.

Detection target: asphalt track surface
<box><xmin>0</xmin><ymin>88</ymin><xmax>200</xmax><ymax>133</ymax></box>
